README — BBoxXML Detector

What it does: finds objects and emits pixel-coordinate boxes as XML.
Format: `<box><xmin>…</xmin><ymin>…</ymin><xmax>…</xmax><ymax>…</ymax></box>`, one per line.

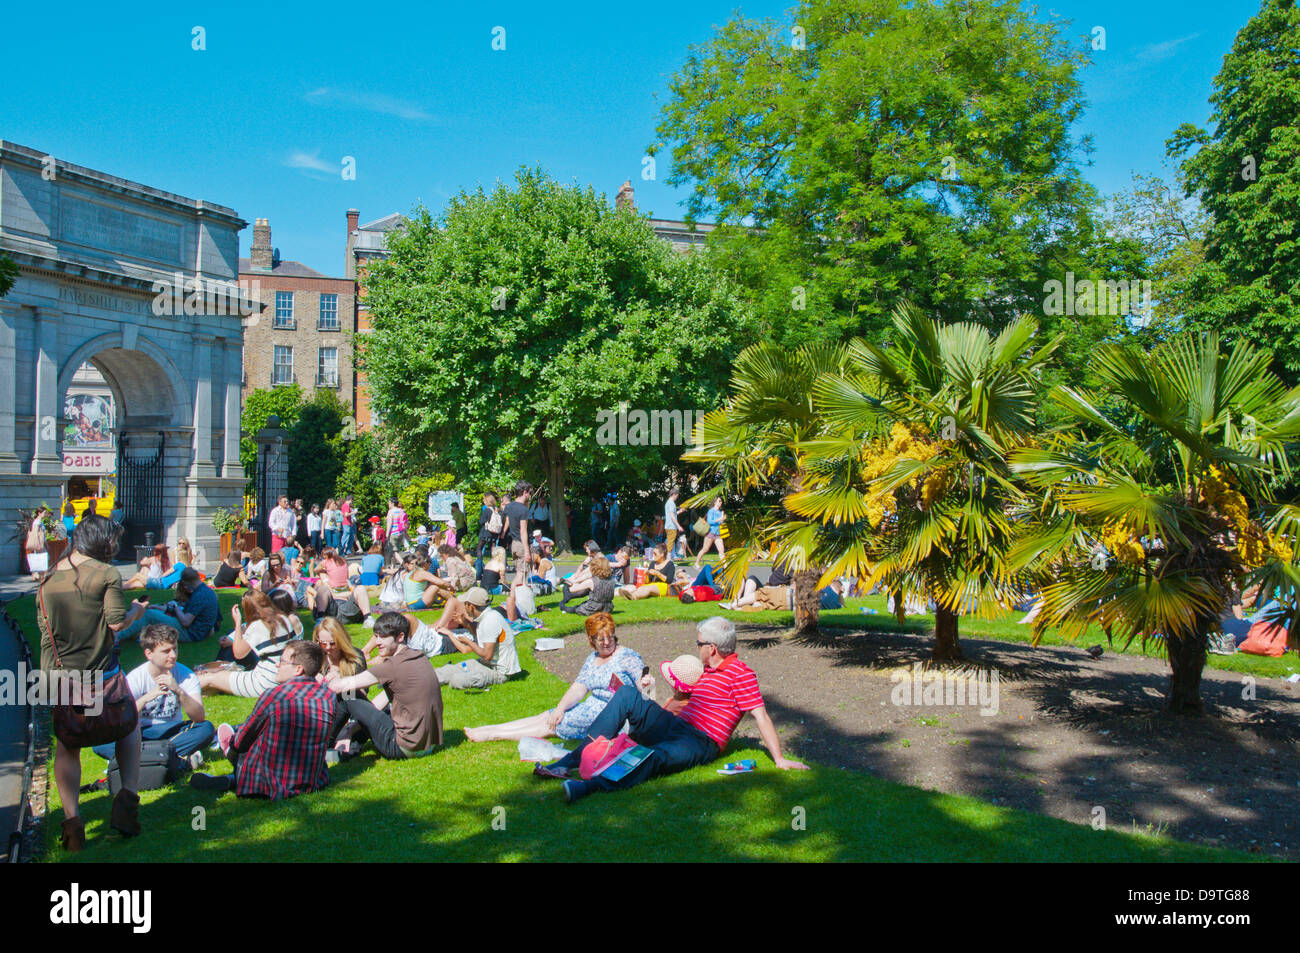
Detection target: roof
<box><xmin>358</xmin><ymin>213</ymin><xmax>404</xmax><ymax>232</ymax></box>
<box><xmin>238</xmin><ymin>257</ymin><xmax>330</xmax><ymax>278</ymax></box>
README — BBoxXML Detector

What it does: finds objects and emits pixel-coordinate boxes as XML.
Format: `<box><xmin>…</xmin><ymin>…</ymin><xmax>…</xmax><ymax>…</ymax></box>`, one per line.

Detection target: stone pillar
<box><xmin>0</xmin><ymin>302</ymin><xmax>19</xmax><ymax>473</ymax></box>
<box><xmin>221</xmin><ymin>340</ymin><xmax>243</xmax><ymax>480</ymax></box>
<box><xmin>191</xmin><ymin>334</ymin><xmax>216</xmax><ymax>478</ymax></box>
<box><xmin>30</xmin><ymin>307</ymin><xmax>62</xmax><ymax>475</ymax></box>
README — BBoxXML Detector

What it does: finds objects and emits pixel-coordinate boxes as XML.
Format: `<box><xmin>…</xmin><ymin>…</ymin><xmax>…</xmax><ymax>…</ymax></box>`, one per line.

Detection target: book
<box><xmin>598</xmin><ymin>744</ymin><xmax>653</xmax><ymax>782</ymax></box>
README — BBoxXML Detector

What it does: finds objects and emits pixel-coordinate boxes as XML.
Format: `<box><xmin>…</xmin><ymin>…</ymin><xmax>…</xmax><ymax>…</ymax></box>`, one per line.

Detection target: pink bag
<box><xmin>579</xmin><ymin>733</ymin><xmax>638</xmax><ymax>780</ymax></box>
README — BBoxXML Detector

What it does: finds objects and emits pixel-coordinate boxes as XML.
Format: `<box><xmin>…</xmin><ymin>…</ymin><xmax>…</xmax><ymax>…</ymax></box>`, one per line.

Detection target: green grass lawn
<box><xmin>5</xmin><ymin>586</ymin><xmax>1268</xmax><ymax>862</ymax></box>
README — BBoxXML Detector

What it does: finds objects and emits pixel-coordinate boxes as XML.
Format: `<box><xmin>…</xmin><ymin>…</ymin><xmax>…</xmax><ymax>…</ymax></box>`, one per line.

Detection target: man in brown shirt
<box><xmin>326</xmin><ymin>612</ymin><xmax>443</xmax><ymax>759</ymax></box>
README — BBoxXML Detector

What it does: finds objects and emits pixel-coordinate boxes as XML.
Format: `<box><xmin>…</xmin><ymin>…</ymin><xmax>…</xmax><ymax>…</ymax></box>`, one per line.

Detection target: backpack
<box><xmin>485</xmin><ymin>509</ymin><xmax>503</xmax><ymax>536</ymax></box>
<box><xmin>393</xmin><ymin>509</ymin><xmax>409</xmax><ymax>534</ymax></box>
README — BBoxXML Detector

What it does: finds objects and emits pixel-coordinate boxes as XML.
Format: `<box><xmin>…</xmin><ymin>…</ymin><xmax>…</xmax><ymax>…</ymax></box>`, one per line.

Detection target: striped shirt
<box><xmin>232</xmin><ymin>676</ymin><xmax>335</xmax><ymax>800</ymax></box>
<box><xmin>678</xmin><ymin>654</ymin><xmax>764</xmax><ymax>749</ymax></box>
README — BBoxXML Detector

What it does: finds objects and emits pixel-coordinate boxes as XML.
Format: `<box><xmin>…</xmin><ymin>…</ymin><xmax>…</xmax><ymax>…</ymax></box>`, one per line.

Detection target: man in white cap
<box><xmin>433</xmin><ymin>586</ymin><xmax>522</xmax><ymax>690</ymax></box>
<box><xmin>535</xmin><ymin>616</ymin><xmax>807</xmax><ymax>802</ymax></box>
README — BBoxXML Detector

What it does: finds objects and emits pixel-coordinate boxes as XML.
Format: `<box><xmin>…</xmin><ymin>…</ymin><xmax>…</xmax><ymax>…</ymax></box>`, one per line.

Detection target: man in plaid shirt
<box><xmin>191</xmin><ymin>641</ymin><xmax>335</xmax><ymax>798</ymax></box>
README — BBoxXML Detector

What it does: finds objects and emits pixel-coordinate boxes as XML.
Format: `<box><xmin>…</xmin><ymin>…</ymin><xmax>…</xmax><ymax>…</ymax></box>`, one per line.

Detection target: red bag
<box><xmin>579</xmin><ymin>733</ymin><xmax>638</xmax><ymax>781</ymax></box>
<box><xmin>1239</xmin><ymin>620</ymin><xmax>1288</xmax><ymax>657</ymax></box>
<box><xmin>690</xmin><ymin>586</ymin><xmax>724</xmax><ymax>602</ymax></box>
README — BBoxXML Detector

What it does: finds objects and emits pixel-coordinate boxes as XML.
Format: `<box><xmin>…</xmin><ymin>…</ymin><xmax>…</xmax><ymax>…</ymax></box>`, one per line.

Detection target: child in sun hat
<box><xmin>659</xmin><ymin>654</ymin><xmax>704</xmax><ymax>714</ymax></box>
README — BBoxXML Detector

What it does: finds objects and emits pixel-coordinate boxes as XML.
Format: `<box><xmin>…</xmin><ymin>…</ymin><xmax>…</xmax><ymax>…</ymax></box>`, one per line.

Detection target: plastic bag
<box><xmin>518</xmin><ymin>736</ymin><xmax>570</xmax><ymax>763</ymax></box>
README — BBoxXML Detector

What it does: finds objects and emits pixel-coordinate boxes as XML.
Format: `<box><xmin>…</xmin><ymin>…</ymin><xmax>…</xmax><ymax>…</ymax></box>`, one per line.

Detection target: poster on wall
<box><xmin>64</xmin><ymin>391</ymin><xmax>115</xmax><ymax>449</ymax></box>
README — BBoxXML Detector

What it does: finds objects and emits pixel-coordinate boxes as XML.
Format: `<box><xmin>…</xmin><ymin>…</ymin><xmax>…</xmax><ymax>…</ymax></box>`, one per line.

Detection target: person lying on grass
<box><xmin>326</xmin><ymin>611</ymin><xmax>444</xmax><ymax>760</ymax></box>
<box><xmin>433</xmin><ymin>587</ymin><xmax>522</xmax><ymax>690</ymax></box>
<box><xmin>465</xmin><ymin>612</ymin><xmax>646</xmax><ymax>742</ymax></box>
<box><xmin>363</xmin><ymin>611</ymin><xmax>459</xmax><ymax>661</ymax></box>
<box><xmin>190</xmin><ymin>640</ymin><xmax>334</xmax><ymax>798</ymax></box>
<box><xmin>534</xmin><ymin>615</ymin><xmax>809</xmax><ymax>803</ymax></box>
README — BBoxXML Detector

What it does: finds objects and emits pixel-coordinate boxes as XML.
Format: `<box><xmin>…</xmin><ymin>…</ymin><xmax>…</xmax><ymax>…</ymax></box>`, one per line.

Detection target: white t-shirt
<box><xmin>665</xmin><ymin>498</ymin><xmax>680</xmax><ymax>530</ymax></box>
<box><xmin>307</xmin><ymin>513</ymin><xmax>322</xmax><ymax>534</ymax></box>
<box><xmin>476</xmin><ymin>608</ymin><xmax>520</xmax><ymax>677</ymax></box>
<box><xmin>126</xmin><ymin>662</ymin><xmax>201</xmax><ymax>732</ymax></box>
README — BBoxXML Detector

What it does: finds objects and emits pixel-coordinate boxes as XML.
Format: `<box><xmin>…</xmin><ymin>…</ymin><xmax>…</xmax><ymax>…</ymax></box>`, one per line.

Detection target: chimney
<box><xmin>345</xmin><ymin>208</ymin><xmax>359</xmax><ymax>279</ymax></box>
<box><xmin>251</xmin><ymin>217</ymin><xmax>273</xmax><ymax>272</ymax></box>
<box><xmin>615</xmin><ymin>180</ymin><xmax>635</xmax><ymax>211</ymax></box>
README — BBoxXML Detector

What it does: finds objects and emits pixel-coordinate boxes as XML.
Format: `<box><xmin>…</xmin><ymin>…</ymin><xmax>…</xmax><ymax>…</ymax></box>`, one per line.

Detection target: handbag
<box><xmin>39</xmin><ymin>582</ymin><xmax>139</xmax><ymax>749</ymax></box>
<box><xmin>693</xmin><ymin>517</ymin><xmax>708</xmax><ymax>536</ymax></box>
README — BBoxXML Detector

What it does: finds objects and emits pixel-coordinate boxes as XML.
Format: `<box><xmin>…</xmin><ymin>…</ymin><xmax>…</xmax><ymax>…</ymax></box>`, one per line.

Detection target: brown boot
<box><xmin>110</xmin><ymin>788</ymin><xmax>141</xmax><ymax>837</ymax></box>
<box><xmin>61</xmin><ymin>816</ymin><xmax>86</xmax><ymax>852</ymax></box>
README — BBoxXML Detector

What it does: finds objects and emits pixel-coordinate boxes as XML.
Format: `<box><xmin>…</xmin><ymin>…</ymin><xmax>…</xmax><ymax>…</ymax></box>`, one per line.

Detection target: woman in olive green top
<box><xmin>38</xmin><ymin>515</ymin><xmax>149</xmax><ymax>851</ymax></box>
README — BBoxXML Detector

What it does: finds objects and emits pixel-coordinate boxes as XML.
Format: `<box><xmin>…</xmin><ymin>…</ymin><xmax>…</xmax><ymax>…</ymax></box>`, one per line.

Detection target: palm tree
<box><xmin>1010</xmin><ymin>331</ymin><xmax>1300</xmax><ymax>714</ymax></box>
<box><xmin>686</xmin><ymin>303</ymin><xmax>1059</xmax><ymax>659</ymax></box>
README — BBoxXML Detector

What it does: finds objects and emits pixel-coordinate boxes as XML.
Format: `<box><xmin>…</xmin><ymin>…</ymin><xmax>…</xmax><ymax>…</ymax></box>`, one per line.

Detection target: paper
<box><xmin>534</xmin><ymin>637</ymin><xmax>565</xmax><ymax>652</ymax></box>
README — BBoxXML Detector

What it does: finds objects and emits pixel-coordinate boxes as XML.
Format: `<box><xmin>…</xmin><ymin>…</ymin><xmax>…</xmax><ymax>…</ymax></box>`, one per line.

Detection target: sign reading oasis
<box><xmin>63</xmin><ymin>451</ymin><xmax>112</xmax><ymax>474</ymax></box>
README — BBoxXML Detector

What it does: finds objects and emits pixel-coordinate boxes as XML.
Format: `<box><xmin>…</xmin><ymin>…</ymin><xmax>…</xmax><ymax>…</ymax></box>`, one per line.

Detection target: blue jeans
<box><xmin>549</xmin><ymin>685</ymin><xmax>718</xmax><ymax>793</ymax></box>
<box><xmin>117</xmin><ymin>607</ymin><xmax>186</xmax><ymax>643</ymax></box>
<box><xmin>340</xmin><ymin>525</ymin><xmax>355</xmax><ymax>554</ymax></box>
<box><xmin>692</xmin><ymin>564</ymin><xmax>717</xmax><ymax>588</ymax></box>
<box><xmin>93</xmin><ymin>719</ymin><xmax>216</xmax><ymax>761</ymax></box>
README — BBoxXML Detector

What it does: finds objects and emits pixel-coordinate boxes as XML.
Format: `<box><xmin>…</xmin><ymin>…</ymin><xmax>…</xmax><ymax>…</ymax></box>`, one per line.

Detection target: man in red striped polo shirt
<box><xmin>536</xmin><ymin>616</ymin><xmax>808</xmax><ymax>802</ymax></box>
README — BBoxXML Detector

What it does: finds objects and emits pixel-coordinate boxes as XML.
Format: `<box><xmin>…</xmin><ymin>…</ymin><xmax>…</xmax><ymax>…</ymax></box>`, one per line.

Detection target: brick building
<box><xmin>239</xmin><ymin>217</ymin><xmax>357</xmax><ymax>411</ymax></box>
<box><xmin>346</xmin><ymin>209</ymin><xmax>403</xmax><ymax>429</ymax></box>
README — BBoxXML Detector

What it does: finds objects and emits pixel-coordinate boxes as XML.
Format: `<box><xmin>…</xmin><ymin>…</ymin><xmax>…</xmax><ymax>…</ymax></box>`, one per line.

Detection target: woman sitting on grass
<box><xmin>313</xmin><ymin>617</ymin><xmax>367</xmax><ymax>681</ymax></box>
<box><xmin>403</xmin><ymin>551</ymin><xmax>455</xmax><ymax>609</ymax></box>
<box><xmin>561</xmin><ymin>555</ymin><xmax>616</xmax><ymax>616</ymax></box>
<box><xmin>480</xmin><ymin>546</ymin><xmax>508</xmax><ymax>595</ymax></box>
<box><xmin>126</xmin><ymin>539</ymin><xmax>192</xmax><ymax>590</ymax></box>
<box><xmin>198</xmin><ymin>590</ymin><xmax>297</xmax><ymax>698</ymax></box>
<box><xmin>465</xmin><ymin>613</ymin><xmax>648</xmax><ymax>742</ymax></box>
<box><xmin>616</xmin><ymin>544</ymin><xmax>676</xmax><ymax>600</ymax></box>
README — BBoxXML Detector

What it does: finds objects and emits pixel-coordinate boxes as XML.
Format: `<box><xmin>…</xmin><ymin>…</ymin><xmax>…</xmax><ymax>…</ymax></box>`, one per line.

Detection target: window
<box><xmin>274</xmin><ymin>291</ymin><xmax>295</xmax><ymax>328</ymax></box>
<box><xmin>318</xmin><ymin>293</ymin><xmax>339</xmax><ymax>330</ymax></box>
<box><xmin>317</xmin><ymin>347</ymin><xmax>339</xmax><ymax>387</ymax></box>
<box><xmin>273</xmin><ymin>345</ymin><xmax>293</xmax><ymax>385</ymax></box>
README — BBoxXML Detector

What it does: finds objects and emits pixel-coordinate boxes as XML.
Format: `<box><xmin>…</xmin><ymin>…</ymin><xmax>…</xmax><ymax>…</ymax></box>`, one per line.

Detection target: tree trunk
<box><xmin>792</xmin><ymin>569</ymin><xmax>822</xmax><ymax>638</ymax></box>
<box><xmin>932</xmin><ymin>604</ymin><xmax>964</xmax><ymax>662</ymax></box>
<box><xmin>1165</xmin><ymin>628</ymin><xmax>1208</xmax><ymax>715</ymax></box>
<box><xmin>540</xmin><ymin>437</ymin><xmax>571</xmax><ymax>554</ymax></box>
<box><xmin>892</xmin><ymin>590</ymin><xmax>905</xmax><ymax>624</ymax></box>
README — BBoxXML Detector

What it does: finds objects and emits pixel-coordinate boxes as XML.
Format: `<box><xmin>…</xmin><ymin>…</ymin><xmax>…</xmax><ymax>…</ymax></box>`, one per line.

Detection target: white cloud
<box><xmin>283</xmin><ymin>150</ymin><xmax>336</xmax><ymax>178</ymax></box>
<box><xmin>304</xmin><ymin>87</ymin><xmax>431</xmax><ymax>121</ymax></box>
<box><xmin>1135</xmin><ymin>33</ymin><xmax>1200</xmax><ymax>63</ymax></box>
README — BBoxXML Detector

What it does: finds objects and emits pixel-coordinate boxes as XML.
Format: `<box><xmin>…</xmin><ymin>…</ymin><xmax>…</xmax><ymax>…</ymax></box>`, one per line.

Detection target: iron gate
<box><xmin>255</xmin><ymin>445</ymin><xmax>272</xmax><ymax>552</ymax></box>
<box><xmin>115</xmin><ymin>432</ymin><xmax>165</xmax><ymax>560</ymax></box>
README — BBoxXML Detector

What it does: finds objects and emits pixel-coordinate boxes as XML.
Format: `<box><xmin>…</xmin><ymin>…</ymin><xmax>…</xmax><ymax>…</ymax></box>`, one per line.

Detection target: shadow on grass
<box><xmin>47</xmin><ymin>743</ymin><xmax>1242</xmax><ymax>863</ymax></box>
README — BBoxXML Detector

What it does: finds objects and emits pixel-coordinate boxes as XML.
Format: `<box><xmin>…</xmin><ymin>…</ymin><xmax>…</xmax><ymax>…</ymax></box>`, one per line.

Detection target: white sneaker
<box><xmin>363</xmin><ymin>616</ymin><xmax>376</xmax><ymax>628</ymax></box>
<box><xmin>188</xmin><ymin>751</ymin><xmax>205</xmax><ymax>770</ymax></box>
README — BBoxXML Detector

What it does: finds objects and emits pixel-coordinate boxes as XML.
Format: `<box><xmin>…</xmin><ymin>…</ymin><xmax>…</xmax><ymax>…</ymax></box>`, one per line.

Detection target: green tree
<box><xmin>653</xmin><ymin>0</ymin><xmax>1104</xmax><ymax>349</ymax></box>
<box><xmin>358</xmin><ymin>167</ymin><xmax>757</xmax><ymax>552</ymax></box>
<box><xmin>687</xmin><ymin>304</ymin><xmax>1059</xmax><ymax>659</ymax></box>
<box><xmin>1167</xmin><ymin>0</ymin><xmax>1300</xmax><ymax>378</ymax></box>
<box><xmin>1103</xmin><ymin>173</ymin><xmax>1209</xmax><ymax>341</ymax></box>
<box><xmin>287</xmin><ymin>389</ymin><xmax>350</xmax><ymax>505</ymax></box>
<box><xmin>240</xmin><ymin>383</ymin><xmax>305</xmax><ymax>484</ymax></box>
<box><xmin>1010</xmin><ymin>332</ymin><xmax>1300</xmax><ymax>713</ymax></box>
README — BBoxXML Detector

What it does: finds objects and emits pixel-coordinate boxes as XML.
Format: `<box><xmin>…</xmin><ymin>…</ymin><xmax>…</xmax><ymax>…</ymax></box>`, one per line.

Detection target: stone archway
<box><xmin>0</xmin><ymin>140</ymin><xmax>252</xmax><ymax>573</ymax></box>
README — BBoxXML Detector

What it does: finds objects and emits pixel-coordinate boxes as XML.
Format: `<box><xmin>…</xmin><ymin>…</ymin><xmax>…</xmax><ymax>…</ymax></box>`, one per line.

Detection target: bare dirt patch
<box><xmin>535</xmin><ymin>621</ymin><xmax>1300</xmax><ymax>858</ymax></box>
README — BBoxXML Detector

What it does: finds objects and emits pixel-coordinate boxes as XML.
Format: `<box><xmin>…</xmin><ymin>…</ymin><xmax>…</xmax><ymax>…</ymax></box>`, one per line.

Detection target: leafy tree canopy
<box><xmin>1167</xmin><ymin>0</ymin><xmax>1300</xmax><ymax>378</ymax></box>
<box><xmin>359</xmin><ymin>166</ymin><xmax>757</xmax><ymax>550</ymax></box>
<box><xmin>652</xmin><ymin>0</ymin><xmax>1107</xmax><ymax>349</ymax></box>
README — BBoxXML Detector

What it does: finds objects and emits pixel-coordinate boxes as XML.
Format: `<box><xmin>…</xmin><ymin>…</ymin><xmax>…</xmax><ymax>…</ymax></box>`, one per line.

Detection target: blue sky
<box><xmin>0</xmin><ymin>0</ymin><xmax>1261</xmax><ymax>276</ymax></box>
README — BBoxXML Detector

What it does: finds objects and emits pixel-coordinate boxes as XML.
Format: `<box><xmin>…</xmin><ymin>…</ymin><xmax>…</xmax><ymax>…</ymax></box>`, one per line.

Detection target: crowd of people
<box><xmin>31</xmin><ymin>479</ymin><xmax>820</xmax><ymax>852</ymax></box>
